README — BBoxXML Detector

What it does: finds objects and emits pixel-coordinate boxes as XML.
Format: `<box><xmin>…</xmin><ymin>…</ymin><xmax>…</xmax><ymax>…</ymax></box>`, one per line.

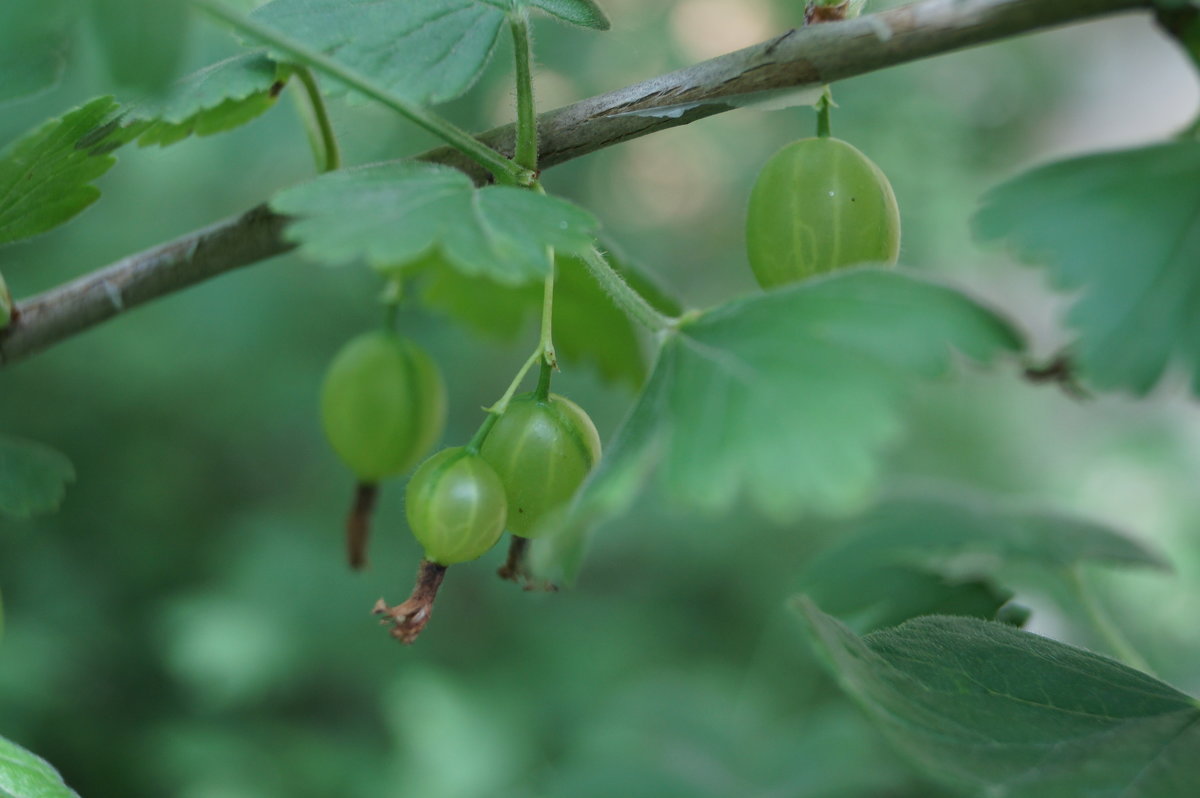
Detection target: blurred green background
<box><xmin>2</xmin><ymin>1</ymin><xmax>1200</xmax><ymax>796</ymax></box>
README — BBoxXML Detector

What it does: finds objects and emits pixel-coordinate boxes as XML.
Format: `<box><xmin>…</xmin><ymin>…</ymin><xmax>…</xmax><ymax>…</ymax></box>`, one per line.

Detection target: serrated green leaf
<box><xmin>798</xmin><ymin>489</ymin><xmax>1167</xmax><ymax>633</ymax></box>
<box><xmin>0</xmin><ymin>0</ymin><xmax>75</xmax><ymax>104</ymax></box>
<box><xmin>250</xmin><ymin>0</ymin><xmax>506</xmax><ymax>104</ymax></box>
<box><xmin>89</xmin><ymin>0</ymin><xmax>189</xmax><ymax>91</ymax></box>
<box><xmin>420</xmin><ymin>244</ymin><xmax>680</xmax><ymax>386</ymax></box>
<box><xmin>127</xmin><ymin>52</ymin><xmax>284</xmax><ymax>147</ymax></box>
<box><xmin>522</xmin><ymin>0</ymin><xmax>611</xmax><ymax>29</ymax></box>
<box><xmin>271</xmin><ymin>162</ymin><xmax>599</xmax><ymax>284</ymax></box>
<box><xmin>797</xmin><ymin>600</ymin><xmax>1200</xmax><ymax>798</ymax></box>
<box><xmin>533</xmin><ymin>270</ymin><xmax>1024</xmax><ymax>584</ymax></box>
<box><xmin>0</xmin><ymin>97</ymin><xmax>130</xmax><ymax>247</ymax></box>
<box><xmin>0</xmin><ymin>436</ymin><xmax>75</xmax><ymax>519</ymax></box>
<box><xmin>975</xmin><ymin>142</ymin><xmax>1200</xmax><ymax>394</ymax></box>
<box><xmin>0</xmin><ymin>735</ymin><xmax>81</xmax><ymax>798</ymax></box>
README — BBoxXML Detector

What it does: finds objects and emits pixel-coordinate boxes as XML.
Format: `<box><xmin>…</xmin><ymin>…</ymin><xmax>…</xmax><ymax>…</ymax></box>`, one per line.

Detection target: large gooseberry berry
<box><xmin>320</xmin><ymin>331</ymin><xmax>446</xmax><ymax>482</ymax></box>
<box><xmin>746</xmin><ymin>136</ymin><xmax>900</xmax><ymax>289</ymax></box>
<box><xmin>480</xmin><ymin>393</ymin><xmax>601</xmax><ymax>538</ymax></box>
<box><xmin>406</xmin><ymin>447</ymin><xmax>508</xmax><ymax>565</ymax></box>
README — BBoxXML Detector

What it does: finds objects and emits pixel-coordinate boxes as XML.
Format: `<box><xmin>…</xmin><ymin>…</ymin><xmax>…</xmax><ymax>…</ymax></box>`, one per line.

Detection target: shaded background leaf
<box><xmin>798</xmin><ymin>600</ymin><xmax>1200</xmax><ymax>798</ymax></box>
<box><xmin>797</xmin><ymin>488</ymin><xmax>1166</xmax><ymax>633</ymax></box>
<box><xmin>420</xmin><ymin>243</ymin><xmax>680</xmax><ymax>387</ymax></box>
<box><xmin>0</xmin><ymin>0</ymin><xmax>76</xmax><ymax>105</ymax></box>
<box><xmin>88</xmin><ymin>0</ymin><xmax>191</xmax><ymax>93</ymax></box>
<box><xmin>975</xmin><ymin>142</ymin><xmax>1200</xmax><ymax>394</ymax></box>
<box><xmin>0</xmin><ymin>437</ymin><xmax>75</xmax><ymax>519</ymax></box>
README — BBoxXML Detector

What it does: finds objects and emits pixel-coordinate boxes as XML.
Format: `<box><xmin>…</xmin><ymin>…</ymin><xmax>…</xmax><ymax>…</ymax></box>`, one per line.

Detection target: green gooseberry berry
<box><xmin>480</xmin><ymin>392</ymin><xmax>601</xmax><ymax>538</ymax></box>
<box><xmin>406</xmin><ymin>447</ymin><xmax>508</xmax><ymax>565</ymax></box>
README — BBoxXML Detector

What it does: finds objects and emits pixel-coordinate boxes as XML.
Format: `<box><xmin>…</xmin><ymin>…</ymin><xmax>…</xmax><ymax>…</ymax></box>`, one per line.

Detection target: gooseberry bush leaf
<box><xmin>0</xmin><ymin>97</ymin><xmax>130</xmax><ymax>247</ymax></box>
<box><xmin>797</xmin><ymin>600</ymin><xmax>1200</xmax><ymax>798</ymax></box>
<box><xmin>421</xmin><ymin>245</ymin><xmax>680</xmax><ymax>386</ymax></box>
<box><xmin>250</xmin><ymin>0</ymin><xmax>508</xmax><ymax>104</ymax></box>
<box><xmin>271</xmin><ymin>162</ymin><xmax>599</xmax><ymax>284</ymax></box>
<box><xmin>0</xmin><ymin>734</ymin><xmax>81</xmax><ymax>798</ymax></box>
<box><xmin>0</xmin><ymin>436</ymin><xmax>75</xmax><ymax>519</ymax></box>
<box><xmin>535</xmin><ymin>269</ymin><xmax>1024</xmax><ymax>583</ymax></box>
<box><xmin>975</xmin><ymin>141</ymin><xmax>1200</xmax><ymax>394</ymax></box>
<box><xmin>517</xmin><ymin>0</ymin><xmax>611</xmax><ymax>30</ymax></box>
<box><xmin>127</xmin><ymin>52</ymin><xmax>285</xmax><ymax>147</ymax></box>
<box><xmin>798</xmin><ymin>489</ymin><xmax>1166</xmax><ymax>633</ymax></box>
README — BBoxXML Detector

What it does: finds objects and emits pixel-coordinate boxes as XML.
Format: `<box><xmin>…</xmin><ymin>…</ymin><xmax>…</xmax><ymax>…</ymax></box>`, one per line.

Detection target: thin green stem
<box><xmin>192</xmin><ymin>0</ymin><xmax>531</xmax><ymax>186</ymax></box>
<box><xmin>293</xmin><ymin>65</ymin><xmax>341</xmax><ymax>172</ymax></box>
<box><xmin>465</xmin><ymin>413</ymin><xmax>499</xmax><ymax>454</ymax></box>
<box><xmin>509</xmin><ymin>11</ymin><xmax>538</xmax><ymax>174</ymax></box>
<box><xmin>815</xmin><ymin>86</ymin><xmax>833</xmax><ymax>138</ymax></box>
<box><xmin>1069</xmin><ymin>567</ymin><xmax>1155</xmax><ymax>675</ymax></box>
<box><xmin>534</xmin><ymin>360</ymin><xmax>553</xmax><ymax>400</ymax></box>
<box><xmin>537</xmin><ymin>268</ymin><xmax>556</xmax><ymax>366</ymax></box>
<box><xmin>484</xmin><ymin>348</ymin><xmax>542</xmax><ymax>416</ymax></box>
<box><xmin>580</xmin><ymin>247</ymin><xmax>676</xmax><ymax>332</ymax></box>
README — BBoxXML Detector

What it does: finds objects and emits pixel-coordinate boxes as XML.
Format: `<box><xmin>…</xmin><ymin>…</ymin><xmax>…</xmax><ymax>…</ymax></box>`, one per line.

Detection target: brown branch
<box><xmin>0</xmin><ymin>0</ymin><xmax>1151</xmax><ymax>367</ymax></box>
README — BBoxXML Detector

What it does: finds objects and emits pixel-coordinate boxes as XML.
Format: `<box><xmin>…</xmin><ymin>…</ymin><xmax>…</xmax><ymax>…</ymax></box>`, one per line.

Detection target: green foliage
<box><xmin>128</xmin><ymin>52</ymin><xmax>285</xmax><ymax>147</ymax></box>
<box><xmin>519</xmin><ymin>0</ymin><xmax>611</xmax><ymax>30</ymax></box>
<box><xmin>0</xmin><ymin>735</ymin><xmax>81</xmax><ymax>798</ymax></box>
<box><xmin>0</xmin><ymin>436</ymin><xmax>75</xmax><ymax>519</ymax></box>
<box><xmin>798</xmin><ymin>490</ymin><xmax>1166</xmax><ymax>632</ymax></box>
<box><xmin>420</xmin><ymin>246</ymin><xmax>680</xmax><ymax>386</ymax></box>
<box><xmin>535</xmin><ymin>270</ymin><xmax>1023</xmax><ymax>582</ymax></box>
<box><xmin>250</xmin><ymin>0</ymin><xmax>508</xmax><ymax>104</ymax></box>
<box><xmin>271</xmin><ymin>162</ymin><xmax>598</xmax><ymax>284</ymax></box>
<box><xmin>89</xmin><ymin>0</ymin><xmax>190</xmax><ymax>91</ymax></box>
<box><xmin>0</xmin><ymin>97</ymin><xmax>131</xmax><ymax>247</ymax></box>
<box><xmin>0</xmin><ymin>0</ymin><xmax>75</xmax><ymax>104</ymax></box>
<box><xmin>975</xmin><ymin>141</ymin><xmax>1200</xmax><ymax>394</ymax></box>
<box><xmin>798</xmin><ymin>600</ymin><xmax>1200</xmax><ymax>797</ymax></box>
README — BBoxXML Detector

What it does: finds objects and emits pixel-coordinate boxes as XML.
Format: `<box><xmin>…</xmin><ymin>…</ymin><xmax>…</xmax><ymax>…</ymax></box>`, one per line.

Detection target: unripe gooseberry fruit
<box><xmin>746</xmin><ymin>136</ymin><xmax>900</xmax><ymax>289</ymax></box>
<box><xmin>406</xmin><ymin>447</ymin><xmax>507</xmax><ymax>565</ymax></box>
<box><xmin>320</xmin><ymin>331</ymin><xmax>446</xmax><ymax>482</ymax></box>
<box><xmin>480</xmin><ymin>393</ymin><xmax>601</xmax><ymax>538</ymax></box>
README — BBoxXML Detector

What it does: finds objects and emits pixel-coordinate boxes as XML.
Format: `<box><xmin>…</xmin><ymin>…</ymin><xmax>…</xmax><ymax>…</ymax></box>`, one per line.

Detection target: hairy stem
<box><xmin>580</xmin><ymin>247</ymin><xmax>676</xmax><ymax>332</ymax></box>
<box><xmin>510</xmin><ymin>11</ymin><xmax>539</xmax><ymax>173</ymax></box>
<box><xmin>293</xmin><ymin>65</ymin><xmax>341</xmax><ymax>172</ymax></box>
<box><xmin>192</xmin><ymin>0</ymin><xmax>529</xmax><ymax>185</ymax></box>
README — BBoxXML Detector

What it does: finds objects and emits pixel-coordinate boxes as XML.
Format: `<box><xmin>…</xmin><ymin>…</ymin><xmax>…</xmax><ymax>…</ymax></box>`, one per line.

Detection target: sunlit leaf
<box><xmin>0</xmin><ymin>97</ymin><xmax>129</xmax><ymax>247</ymax></box>
<box><xmin>797</xmin><ymin>600</ymin><xmax>1200</xmax><ymax>798</ymax></box>
<box><xmin>534</xmin><ymin>269</ymin><xmax>1024</xmax><ymax>583</ymax></box>
<box><xmin>127</xmin><ymin>52</ymin><xmax>285</xmax><ymax>147</ymax></box>
<box><xmin>271</xmin><ymin>161</ymin><xmax>599</xmax><ymax>284</ymax></box>
<box><xmin>250</xmin><ymin>0</ymin><xmax>506</xmax><ymax>104</ymax></box>
<box><xmin>798</xmin><ymin>489</ymin><xmax>1167</xmax><ymax>632</ymax></box>
<box><xmin>0</xmin><ymin>436</ymin><xmax>75</xmax><ymax>518</ymax></box>
<box><xmin>975</xmin><ymin>141</ymin><xmax>1200</xmax><ymax>394</ymax></box>
<box><xmin>0</xmin><ymin>735</ymin><xmax>81</xmax><ymax>798</ymax></box>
